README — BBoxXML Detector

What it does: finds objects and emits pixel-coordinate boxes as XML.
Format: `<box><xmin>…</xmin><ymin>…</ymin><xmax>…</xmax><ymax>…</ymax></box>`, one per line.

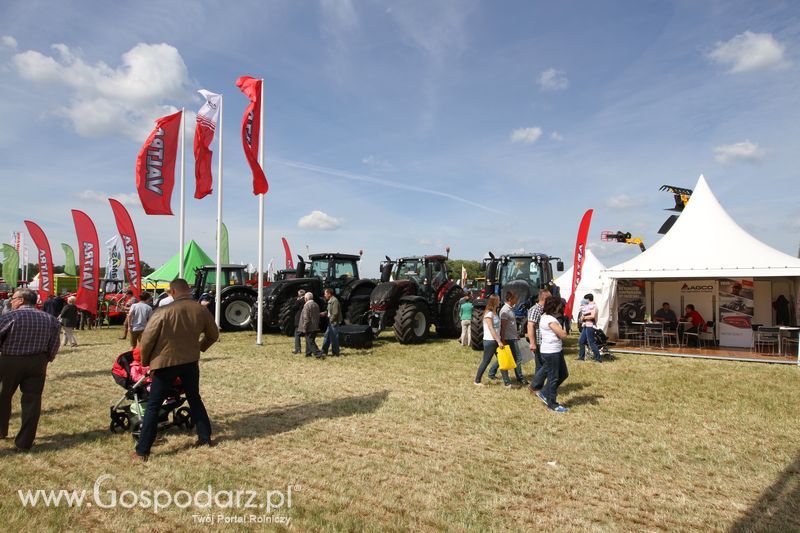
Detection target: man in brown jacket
<box><xmin>133</xmin><ymin>279</ymin><xmax>219</xmax><ymax>461</ymax></box>
<box><xmin>299</xmin><ymin>292</ymin><xmax>323</xmax><ymax>358</ymax></box>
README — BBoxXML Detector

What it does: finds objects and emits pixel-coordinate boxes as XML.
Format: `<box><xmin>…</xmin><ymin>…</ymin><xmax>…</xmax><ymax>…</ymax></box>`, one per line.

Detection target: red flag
<box><xmin>23</xmin><ymin>220</ymin><xmax>54</xmax><ymax>303</ymax></box>
<box><xmin>281</xmin><ymin>237</ymin><xmax>294</xmax><ymax>269</ymax></box>
<box><xmin>236</xmin><ymin>76</ymin><xmax>268</xmax><ymax>195</ymax></box>
<box><xmin>565</xmin><ymin>209</ymin><xmax>593</xmax><ymax>318</ymax></box>
<box><xmin>194</xmin><ymin>90</ymin><xmax>221</xmax><ymax>199</ymax></box>
<box><xmin>70</xmin><ymin>210</ymin><xmax>100</xmax><ymax>315</ymax></box>
<box><xmin>109</xmin><ymin>199</ymin><xmax>142</xmax><ymax>299</ymax></box>
<box><xmin>135</xmin><ymin>110</ymin><xmax>182</xmax><ymax>215</ymax></box>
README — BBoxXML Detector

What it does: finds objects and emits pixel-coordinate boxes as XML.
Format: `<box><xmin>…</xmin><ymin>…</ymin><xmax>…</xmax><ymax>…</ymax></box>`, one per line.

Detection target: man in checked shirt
<box><xmin>0</xmin><ymin>288</ymin><xmax>61</xmax><ymax>451</ymax></box>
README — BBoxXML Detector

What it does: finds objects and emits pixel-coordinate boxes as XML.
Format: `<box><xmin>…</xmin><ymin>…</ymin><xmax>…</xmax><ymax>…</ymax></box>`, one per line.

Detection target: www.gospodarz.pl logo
<box><xmin>18</xmin><ymin>474</ymin><xmax>296</xmax><ymax>521</ymax></box>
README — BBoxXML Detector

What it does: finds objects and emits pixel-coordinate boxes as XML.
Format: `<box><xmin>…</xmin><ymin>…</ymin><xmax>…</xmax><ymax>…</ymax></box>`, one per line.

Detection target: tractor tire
<box><xmin>278</xmin><ymin>299</ymin><xmax>296</xmax><ymax>337</ymax></box>
<box><xmin>393</xmin><ymin>301</ymin><xmax>429</xmax><ymax>344</ymax></box>
<box><xmin>436</xmin><ymin>288</ymin><xmax>463</xmax><ymax>338</ymax></box>
<box><xmin>345</xmin><ymin>299</ymin><xmax>370</xmax><ymax>325</ymax></box>
<box><xmin>219</xmin><ymin>291</ymin><xmax>256</xmax><ymax>332</ymax></box>
<box><xmin>470</xmin><ymin>307</ymin><xmax>484</xmax><ymax>351</ymax></box>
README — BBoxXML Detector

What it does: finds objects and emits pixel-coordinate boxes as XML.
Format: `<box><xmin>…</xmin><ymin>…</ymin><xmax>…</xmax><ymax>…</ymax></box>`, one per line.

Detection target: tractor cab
<box><xmin>387</xmin><ymin>255</ymin><xmax>449</xmax><ymax>294</ymax></box>
<box><xmin>297</xmin><ymin>253</ymin><xmax>361</xmax><ymax>296</ymax></box>
<box><xmin>193</xmin><ymin>265</ymin><xmax>249</xmax><ymax>299</ymax></box>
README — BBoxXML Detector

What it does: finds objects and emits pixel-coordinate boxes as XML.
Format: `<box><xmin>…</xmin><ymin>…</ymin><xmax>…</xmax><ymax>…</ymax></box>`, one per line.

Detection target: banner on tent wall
<box><xmin>71</xmin><ymin>210</ymin><xmax>100</xmax><ymax>315</ymax></box>
<box><xmin>61</xmin><ymin>243</ymin><xmax>77</xmax><ymax>276</ymax></box>
<box><xmin>109</xmin><ymin>199</ymin><xmax>142</xmax><ymax>299</ymax></box>
<box><xmin>135</xmin><ymin>110</ymin><xmax>182</xmax><ymax>215</ymax></box>
<box><xmin>23</xmin><ymin>220</ymin><xmax>54</xmax><ymax>302</ymax></box>
<box><xmin>105</xmin><ymin>235</ymin><xmax>124</xmax><ymax>292</ymax></box>
<box><xmin>282</xmin><ymin>237</ymin><xmax>294</xmax><ymax>269</ymax></box>
<box><xmin>565</xmin><ymin>209</ymin><xmax>593</xmax><ymax>318</ymax></box>
<box><xmin>2</xmin><ymin>244</ymin><xmax>19</xmax><ymax>289</ymax></box>
<box><xmin>617</xmin><ymin>279</ymin><xmax>645</xmax><ymax>330</ymax></box>
<box><xmin>718</xmin><ymin>278</ymin><xmax>754</xmax><ymax>348</ymax></box>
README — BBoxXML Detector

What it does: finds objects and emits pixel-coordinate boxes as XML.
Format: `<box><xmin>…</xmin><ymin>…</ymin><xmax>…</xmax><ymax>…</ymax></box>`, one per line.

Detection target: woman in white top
<box><xmin>530</xmin><ymin>296</ymin><xmax>569</xmax><ymax>412</ymax></box>
<box><xmin>474</xmin><ymin>295</ymin><xmax>513</xmax><ymax>387</ymax></box>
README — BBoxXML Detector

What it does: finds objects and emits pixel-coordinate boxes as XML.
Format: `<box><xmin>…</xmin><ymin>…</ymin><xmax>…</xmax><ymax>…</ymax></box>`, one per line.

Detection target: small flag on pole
<box><xmin>235</xmin><ymin>76</ymin><xmax>268</xmax><ymax>195</ymax></box>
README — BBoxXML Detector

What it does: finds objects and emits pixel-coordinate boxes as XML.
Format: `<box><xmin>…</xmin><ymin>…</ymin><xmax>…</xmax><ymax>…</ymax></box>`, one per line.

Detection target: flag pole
<box><xmin>214</xmin><ymin>96</ymin><xmax>224</xmax><ymax>327</ymax></box>
<box><xmin>179</xmin><ymin>107</ymin><xmax>186</xmax><ymax>279</ymax></box>
<box><xmin>256</xmin><ymin>79</ymin><xmax>265</xmax><ymax>346</ymax></box>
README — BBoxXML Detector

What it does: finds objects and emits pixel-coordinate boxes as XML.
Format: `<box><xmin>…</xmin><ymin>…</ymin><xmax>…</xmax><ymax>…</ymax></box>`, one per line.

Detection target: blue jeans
<box><xmin>489</xmin><ymin>339</ymin><xmax>524</xmax><ymax>382</ymax></box>
<box><xmin>135</xmin><ymin>361</ymin><xmax>211</xmax><ymax>456</ymax></box>
<box><xmin>322</xmin><ymin>324</ymin><xmax>340</xmax><ymax>356</ymax></box>
<box><xmin>475</xmin><ymin>340</ymin><xmax>510</xmax><ymax>384</ymax></box>
<box><xmin>579</xmin><ymin>326</ymin><xmax>601</xmax><ymax>360</ymax></box>
<box><xmin>540</xmin><ymin>350</ymin><xmax>568</xmax><ymax>408</ymax></box>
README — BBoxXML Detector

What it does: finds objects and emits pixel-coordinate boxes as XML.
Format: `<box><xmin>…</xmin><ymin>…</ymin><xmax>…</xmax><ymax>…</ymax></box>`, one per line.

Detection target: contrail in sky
<box><xmin>274</xmin><ymin>158</ymin><xmax>503</xmax><ymax>214</ymax></box>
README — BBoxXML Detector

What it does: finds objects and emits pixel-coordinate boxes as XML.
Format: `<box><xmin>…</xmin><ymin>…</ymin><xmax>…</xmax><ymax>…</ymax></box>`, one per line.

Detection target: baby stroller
<box><xmin>592</xmin><ymin>327</ymin><xmax>615</xmax><ymax>358</ymax></box>
<box><xmin>109</xmin><ymin>350</ymin><xmax>194</xmax><ymax>441</ymax></box>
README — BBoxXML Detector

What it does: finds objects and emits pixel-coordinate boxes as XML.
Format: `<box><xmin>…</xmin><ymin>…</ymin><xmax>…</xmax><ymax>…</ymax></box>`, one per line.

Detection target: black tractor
<box><xmin>368</xmin><ymin>255</ymin><xmax>464</xmax><ymax>344</ymax></box>
<box><xmin>469</xmin><ymin>253</ymin><xmax>563</xmax><ymax>350</ymax></box>
<box><xmin>190</xmin><ymin>265</ymin><xmax>258</xmax><ymax>332</ymax></box>
<box><xmin>255</xmin><ymin>252</ymin><xmax>376</xmax><ymax>336</ymax></box>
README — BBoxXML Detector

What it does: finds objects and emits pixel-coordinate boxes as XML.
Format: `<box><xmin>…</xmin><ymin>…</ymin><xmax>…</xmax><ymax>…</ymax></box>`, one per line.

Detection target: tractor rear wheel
<box><xmin>219</xmin><ymin>291</ymin><xmax>256</xmax><ymax>332</ymax></box>
<box><xmin>436</xmin><ymin>288</ymin><xmax>463</xmax><ymax>338</ymax></box>
<box><xmin>278</xmin><ymin>299</ymin><xmax>296</xmax><ymax>337</ymax></box>
<box><xmin>345</xmin><ymin>299</ymin><xmax>369</xmax><ymax>325</ymax></box>
<box><xmin>393</xmin><ymin>301</ymin><xmax>429</xmax><ymax>344</ymax></box>
<box><xmin>470</xmin><ymin>306</ymin><xmax>484</xmax><ymax>351</ymax></box>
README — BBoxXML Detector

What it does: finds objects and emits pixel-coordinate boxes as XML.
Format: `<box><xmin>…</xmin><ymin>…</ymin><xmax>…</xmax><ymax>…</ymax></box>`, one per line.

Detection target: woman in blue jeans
<box><xmin>530</xmin><ymin>296</ymin><xmax>569</xmax><ymax>412</ymax></box>
<box><xmin>474</xmin><ymin>295</ymin><xmax>514</xmax><ymax>388</ymax></box>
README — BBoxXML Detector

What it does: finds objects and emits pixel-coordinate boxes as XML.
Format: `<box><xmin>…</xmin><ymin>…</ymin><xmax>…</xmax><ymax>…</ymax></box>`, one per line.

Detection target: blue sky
<box><xmin>1</xmin><ymin>0</ymin><xmax>798</xmax><ymax>277</ymax></box>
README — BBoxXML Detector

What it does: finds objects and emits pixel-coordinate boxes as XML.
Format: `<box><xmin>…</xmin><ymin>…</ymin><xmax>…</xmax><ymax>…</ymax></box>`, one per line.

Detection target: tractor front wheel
<box><xmin>219</xmin><ymin>291</ymin><xmax>256</xmax><ymax>332</ymax></box>
<box><xmin>470</xmin><ymin>306</ymin><xmax>485</xmax><ymax>351</ymax></box>
<box><xmin>393</xmin><ymin>302</ymin><xmax>429</xmax><ymax>344</ymax></box>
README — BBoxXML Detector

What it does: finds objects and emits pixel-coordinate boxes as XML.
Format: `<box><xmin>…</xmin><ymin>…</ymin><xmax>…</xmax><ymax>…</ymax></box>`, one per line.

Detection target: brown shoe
<box><xmin>192</xmin><ymin>439</ymin><xmax>216</xmax><ymax>448</ymax></box>
<box><xmin>131</xmin><ymin>451</ymin><xmax>148</xmax><ymax>462</ymax></box>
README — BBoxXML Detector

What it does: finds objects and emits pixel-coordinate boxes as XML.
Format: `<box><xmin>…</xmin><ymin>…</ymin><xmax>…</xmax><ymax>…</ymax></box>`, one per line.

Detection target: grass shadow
<box><xmin>221</xmin><ymin>390</ymin><xmax>390</xmax><ymax>441</ymax></box>
<box><xmin>729</xmin><ymin>452</ymin><xmax>800</xmax><ymax>532</ymax></box>
<box><xmin>564</xmin><ymin>394</ymin><xmax>604</xmax><ymax>408</ymax></box>
<box><xmin>54</xmin><ymin>369</ymin><xmax>108</xmax><ymax>380</ymax></box>
<box><xmin>559</xmin><ymin>382</ymin><xmax>590</xmax><ymax>394</ymax></box>
<box><xmin>0</xmin><ymin>428</ymin><xmax>113</xmax><ymax>457</ymax></box>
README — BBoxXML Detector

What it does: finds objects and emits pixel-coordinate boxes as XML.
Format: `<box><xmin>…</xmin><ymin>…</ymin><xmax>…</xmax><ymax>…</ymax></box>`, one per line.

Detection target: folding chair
<box><xmin>644</xmin><ymin>323</ymin><xmax>664</xmax><ymax>349</ymax></box>
<box><xmin>755</xmin><ymin>326</ymin><xmax>780</xmax><ymax>354</ymax></box>
<box><xmin>698</xmin><ymin>321</ymin><xmax>715</xmax><ymax>348</ymax></box>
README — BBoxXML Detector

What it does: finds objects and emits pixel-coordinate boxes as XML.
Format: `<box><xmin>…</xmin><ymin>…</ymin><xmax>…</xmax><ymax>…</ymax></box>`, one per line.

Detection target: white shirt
<box><xmin>483</xmin><ymin>311</ymin><xmax>501</xmax><ymax>341</ymax></box>
<box><xmin>158</xmin><ymin>295</ymin><xmax>174</xmax><ymax>307</ymax></box>
<box><xmin>580</xmin><ymin>302</ymin><xmax>597</xmax><ymax>327</ymax></box>
<box><xmin>539</xmin><ymin>314</ymin><xmax>562</xmax><ymax>353</ymax></box>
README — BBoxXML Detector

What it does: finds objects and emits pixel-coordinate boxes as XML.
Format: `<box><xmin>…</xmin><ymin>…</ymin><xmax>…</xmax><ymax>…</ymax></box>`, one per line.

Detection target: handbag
<box><xmin>496</xmin><ymin>345</ymin><xmax>517</xmax><ymax>371</ymax></box>
<box><xmin>516</xmin><ymin>338</ymin><xmax>535</xmax><ymax>366</ymax></box>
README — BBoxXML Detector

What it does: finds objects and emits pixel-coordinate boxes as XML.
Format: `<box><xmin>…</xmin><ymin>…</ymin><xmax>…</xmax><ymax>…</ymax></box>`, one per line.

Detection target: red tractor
<box><xmin>368</xmin><ymin>254</ymin><xmax>464</xmax><ymax>344</ymax></box>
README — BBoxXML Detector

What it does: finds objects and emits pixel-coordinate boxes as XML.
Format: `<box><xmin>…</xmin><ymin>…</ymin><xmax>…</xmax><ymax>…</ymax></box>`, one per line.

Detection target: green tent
<box><xmin>142</xmin><ymin>240</ymin><xmax>214</xmax><ymax>287</ymax></box>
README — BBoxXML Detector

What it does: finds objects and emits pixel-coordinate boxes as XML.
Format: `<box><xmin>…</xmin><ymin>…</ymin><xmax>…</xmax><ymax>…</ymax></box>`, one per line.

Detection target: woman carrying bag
<box><xmin>474</xmin><ymin>295</ymin><xmax>515</xmax><ymax>388</ymax></box>
<box><xmin>530</xmin><ymin>296</ymin><xmax>569</xmax><ymax>412</ymax></box>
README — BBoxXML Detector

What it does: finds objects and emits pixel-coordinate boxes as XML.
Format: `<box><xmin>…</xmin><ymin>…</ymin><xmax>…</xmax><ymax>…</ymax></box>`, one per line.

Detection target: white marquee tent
<box><xmin>603</xmin><ymin>175</ymin><xmax>800</xmax><ymax>348</ymax></box>
<box><xmin>555</xmin><ymin>248</ymin><xmax>611</xmax><ymax>329</ymax></box>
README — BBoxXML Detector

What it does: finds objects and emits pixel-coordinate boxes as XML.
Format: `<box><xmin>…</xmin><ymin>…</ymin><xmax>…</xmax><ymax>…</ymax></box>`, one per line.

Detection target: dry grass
<box><xmin>1</xmin><ymin>327</ymin><xmax>799</xmax><ymax>532</ymax></box>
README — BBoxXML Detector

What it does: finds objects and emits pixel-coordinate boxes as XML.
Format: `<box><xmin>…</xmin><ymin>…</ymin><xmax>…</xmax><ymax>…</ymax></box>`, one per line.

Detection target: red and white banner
<box><xmin>109</xmin><ymin>199</ymin><xmax>142</xmax><ymax>299</ymax></box>
<box><xmin>23</xmin><ymin>220</ymin><xmax>54</xmax><ymax>303</ymax></box>
<box><xmin>565</xmin><ymin>209</ymin><xmax>593</xmax><ymax>318</ymax></box>
<box><xmin>281</xmin><ymin>237</ymin><xmax>294</xmax><ymax>269</ymax></box>
<box><xmin>194</xmin><ymin>90</ymin><xmax>221</xmax><ymax>199</ymax></box>
<box><xmin>135</xmin><ymin>110</ymin><xmax>182</xmax><ymax>215</ymax></box>
<box><xmin>461</xmin><ymin>265</ymin><xmax>468</xmax><ymax>287</ymax></box>
<box><xmin>70</xmin><ymin>210</ymin><xmax>100</xmax><ymax>315</ymax></box>
<box><xmin>236</xmin><ymin>76</ymin><xmax>268</xmax><ymax>195</ymax></box>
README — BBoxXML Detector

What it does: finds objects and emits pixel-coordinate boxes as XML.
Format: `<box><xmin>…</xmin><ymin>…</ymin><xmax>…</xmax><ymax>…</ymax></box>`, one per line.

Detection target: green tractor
<box><xmin>253</xmin><ymin>252</ymin><xmax>376</xmax><ymax>336</ymax></box>
<box><xmin>469</xmin><ymin>252</ymin><xmax>563</xmax><ymax>350</ymax></box>
<box><xmin>191</xmin><ymin>265</ymin><xmax>258</xmax><ymax>332</ymax></box>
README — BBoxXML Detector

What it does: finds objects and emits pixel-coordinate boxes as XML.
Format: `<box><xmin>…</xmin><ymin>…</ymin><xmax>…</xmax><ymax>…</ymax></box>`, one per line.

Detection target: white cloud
<box><xmin>713</xmin><ymin>140</ymin><xmax>765</xmax><ymax>165</ymax></box>
<box><xmin>11</xmin><ymin>42</ymin><xmax>193</xmax><ymax>139</ymax></box>
<box><xmin>298</xmin><ymin>210</ymin><xmax>343</xmax><ymax>231</ymax></box>
<box><xmin>605</xmin><ymin>194</ymin><xmax>646</xmax><ymax>209</ymax></box>
<box><xmin>361</xmin><ymin>155</ymin><xmax>395</xmax><ymax>172</ymax></box>
<box><xmin>537</xmin><ymin>68</ymin><xmax>569</xmax><ymax>91</ymax></box>
<box><xmin>1</xmin><ymin>35</ymin><xmax>17</xmax><ymax>49</ymax></box>
<box><xmin>76</xmin><ymin>190</ymin><xmax>140</xmax><ymax>206</ymax></box>
<box><xmin>510</xmin><ymin>127</ymin><xmax>542</xmax><ymax>144</ymax></box>
<box><xmin>708</xmin><ymin>31</ymin><xmax>789</xmax><ymax>73</ymax></box>
<box><xmin>550</xmin><ymin>131</ymin><xmax>563</xmax><ymax>141</ymax></box>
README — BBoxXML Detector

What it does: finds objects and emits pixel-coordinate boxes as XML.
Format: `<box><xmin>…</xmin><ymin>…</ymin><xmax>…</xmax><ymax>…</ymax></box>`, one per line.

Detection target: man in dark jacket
<box><xmin>299</xmin><ymin>292</ymin><xmax>322</xmax><ymax>358</ymax></box>
<box><xmin>291</xmin><ymin>290</ymin><xmax>306</xmax><ymax>355</ymax></box>
<box><xmin>321</xmin><ymin>288</ymin><xmax>342</xmax><ymax>357</ymax></box>
<box><xmin>42</xmin><ymin>294</ymin><xmax>64</xmax><ymax>317</ymax></box>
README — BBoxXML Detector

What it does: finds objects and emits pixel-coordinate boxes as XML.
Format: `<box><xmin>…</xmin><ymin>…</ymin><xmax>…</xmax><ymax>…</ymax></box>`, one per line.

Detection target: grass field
<box><xmin>1</xmin><ymin>326</ymin><xmax>799</xmax><ymax>532</ymax></box>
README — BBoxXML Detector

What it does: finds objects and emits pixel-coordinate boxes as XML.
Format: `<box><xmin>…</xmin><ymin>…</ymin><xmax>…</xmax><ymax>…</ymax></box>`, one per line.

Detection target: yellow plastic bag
<box><xmin>496</xmin><ymin>345</ymin><xmax>517</xmax><ymax>371</ymax></box>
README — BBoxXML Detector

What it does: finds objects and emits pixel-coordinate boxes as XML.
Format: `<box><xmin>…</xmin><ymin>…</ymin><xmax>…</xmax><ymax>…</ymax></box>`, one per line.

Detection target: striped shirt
<box><xmin>527</xmin><ymin>303</ymin><xmax>544</xmax><ymax>345</ymax></box>
<box><xmin>0</xmin><ymin>306</ymin><xmax>61</xmax><ymax>360</ymax></box>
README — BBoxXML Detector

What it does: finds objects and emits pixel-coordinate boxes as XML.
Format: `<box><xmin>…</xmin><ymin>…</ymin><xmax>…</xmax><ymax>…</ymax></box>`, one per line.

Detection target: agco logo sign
<box><xmin>681</xmin><ymin>283</ymin><xmax>713</xmax><ymax>293</ymax></box>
